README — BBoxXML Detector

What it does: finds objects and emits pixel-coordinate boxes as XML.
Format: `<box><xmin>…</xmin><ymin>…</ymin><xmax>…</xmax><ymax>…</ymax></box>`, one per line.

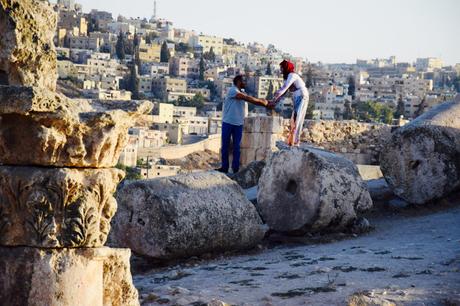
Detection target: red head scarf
<box><xmin>280</xmin><ymin>60</ymin><xmax>295</xmax><ymax>80</ymax></box>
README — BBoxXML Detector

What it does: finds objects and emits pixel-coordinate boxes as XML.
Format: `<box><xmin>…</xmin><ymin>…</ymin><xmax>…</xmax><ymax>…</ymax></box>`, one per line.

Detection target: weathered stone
<box><xmin>257</xmin><ymin>144</ymin><xmax>372</xmax><ymax>233</ymax></box>
<box><xmin>110</xmin><ymin>171</ymin><xmax>266</xmax><ymax>260</ymax></box>
<box><xmin>231</xmin><ymin>160</ymin><xmax>266</xmax><ymax>189</ymax></box>
<box><xmin>356</xmin><ymin>165</ymin><xmax>383</xmax><ymax>180</ymax></box>
<box><xmin>0</xmin><ymin>0</ymin><xmax>58</xmax><ymax>90</ymax></box>
<box><xmin>243</xmin><ymin>116</ymin><xmax>284</xmax><ymax>134</ymax></box>
<box><xmin>0</xmin><ymin>246</ymin><xmax>139</xmax><ymax>306</ymax></box>
<box><xmin>0</xmin><ymin>86</ymin><xmax>153</xmax><ymax>167</ymax></box>
<box><xmin>380</xmin><ymin>99</ymin><xmax>460</xmax><ymax>204</ymax></box>
<box><xmin>0</xmin><ymin>166</ymin><xmax>124</xmax><ymax>248</ymax></box>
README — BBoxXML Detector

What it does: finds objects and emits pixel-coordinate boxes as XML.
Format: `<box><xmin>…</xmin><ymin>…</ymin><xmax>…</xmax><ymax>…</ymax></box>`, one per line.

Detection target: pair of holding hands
<box><xmin>260</xmin><ymin>99</ymin><xmax>276</xmax><ymax>109</ymax></box>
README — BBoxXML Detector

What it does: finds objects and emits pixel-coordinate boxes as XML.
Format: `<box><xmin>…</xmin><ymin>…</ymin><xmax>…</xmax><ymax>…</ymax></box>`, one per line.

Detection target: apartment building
<box><xmin>189</xmin><ymin>35</ymin><xmax>224</xmax><ymax>55</ymax></box>
<box><xmin>152</xmin><ymin>77</ymin><xmax>187</xmax><ymax>100</ymax></box>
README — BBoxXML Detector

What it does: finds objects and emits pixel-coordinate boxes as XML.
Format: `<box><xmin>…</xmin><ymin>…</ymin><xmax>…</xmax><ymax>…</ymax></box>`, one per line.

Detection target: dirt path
<box><xmin>134</xmin><ymin>202</ymin><xmax>460</xmax><ymax>306</ymax></box>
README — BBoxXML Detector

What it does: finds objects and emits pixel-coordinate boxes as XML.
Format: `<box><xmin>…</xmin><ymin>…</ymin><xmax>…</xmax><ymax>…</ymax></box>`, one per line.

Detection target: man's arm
<box><xmin>235</xmin><ymin>92</ymin><xmax>268</xmax><ymax>107</ymax></box>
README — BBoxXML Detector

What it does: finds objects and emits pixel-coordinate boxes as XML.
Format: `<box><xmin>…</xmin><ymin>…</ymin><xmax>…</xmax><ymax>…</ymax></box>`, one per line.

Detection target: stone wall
<box><xmin>138</xmin><ymin>134</ymin><xmax>221</xmax><ymax>160</ymax></box>
<box><xmin>240</xmin><ymin>116</ymin><xmax>284</xmax><ymax>167</ymax></box>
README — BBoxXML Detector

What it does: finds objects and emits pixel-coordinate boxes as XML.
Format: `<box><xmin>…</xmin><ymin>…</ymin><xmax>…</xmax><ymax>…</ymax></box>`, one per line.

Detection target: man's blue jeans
<box><xmin>221</xmin><ymin>122</ymin><xmax>243</xmax><ymax>173</ymax></box>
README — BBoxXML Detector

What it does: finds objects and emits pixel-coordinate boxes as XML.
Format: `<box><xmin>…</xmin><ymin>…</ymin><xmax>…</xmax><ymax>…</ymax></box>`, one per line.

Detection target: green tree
<box><xmin>266</xmin><ymin>62</ymin><xmax>272</xmax><ymax>76</ymax></box>
<box><xmin>197</xmin><ymin>80</ymin><xmax>218</xmax><ymax>101</ymax></box>
<box><xmin>115</xmin><ymin>32</ymin><xmax>126</xmax><ymax>60</ymax></box>
<box><xmin>160</xmin><ymin>41</ymin><xmax>170</xmax><ymax>63</ymax></box>
<box><xmin>348</xmin><ymin>75</ymin><xmax>356</xmax><ymax>98</ymax></box>
<box><xmin>343</xmin><ymin>100</ymin><xmax>354</xmax><ymax>120</ymax></box>
<box><xmin>190</xmin><ymin>93</ymin><xmax>205</xmax><ymax>109</ymax></box>
<box><xmin>133</xmin><ymin>33</ymin><xmax>140</xmax><ymax>49</ymax></box>
<box><xmin>127</xmin><ymin>64</ymin><xmax>139</xmax><ymax>99</ymax></box>
<box><xmin>305</xmin><ymin>100</ymin><xmax>315</xmax><ymax>119</ymax></box>
<box><xmin>203</xmin><ymin>47</ymin><xmax>216</xmax><ymax>62</ymax></box>
<box><xmin>266</xmin><ymin>81</ymin><xmax>274</xmax><ymax>100</ymax></box>
<box><xmin>305</xmin><ymin>67</ymin><xmax>313</xmax><ymax>89</ymax></box>
<box><xmin>355</xmin><ymin>101</ymin><xmax>394</xmax><ymax>124</ymax></box>
<box><xmin>199</xmin><ymin>56</ymin><xmax>205</xmax><ymax>81</ymax></box>
<box><xmin>208</xmin><ymin>47</ymin><xmax>216</xmax><ymax>62</ymax></box>
<box><xmin>394</xmin><ymin>95</ymin><xmax>405</xmax><ymax>119</ymax></box>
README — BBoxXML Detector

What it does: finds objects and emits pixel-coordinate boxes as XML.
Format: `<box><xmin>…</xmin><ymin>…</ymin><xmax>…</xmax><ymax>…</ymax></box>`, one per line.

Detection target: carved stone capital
<box><xmin>0</xmin><ymin>86</ymin><xmax>153</xmax><ymax>167</ymax></box>
<box><xmin>0</xmin><ymin>166</ymin><xmax>124</xmax><ymax>248</ymax></box>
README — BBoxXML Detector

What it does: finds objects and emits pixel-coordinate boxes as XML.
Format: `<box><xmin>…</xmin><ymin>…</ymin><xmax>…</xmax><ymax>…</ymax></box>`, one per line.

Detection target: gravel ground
<box><xmin>132</xmin><ymin>194</ymin><xmax>460</xmax><ymax>306</ymax></box>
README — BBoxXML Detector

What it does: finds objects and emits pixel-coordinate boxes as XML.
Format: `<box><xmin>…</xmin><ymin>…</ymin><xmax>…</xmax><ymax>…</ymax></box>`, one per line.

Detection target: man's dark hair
<box><xmin>233</xmin><ymin>75</ymin><xmax>244</xmax><ymax>86</ymax></box>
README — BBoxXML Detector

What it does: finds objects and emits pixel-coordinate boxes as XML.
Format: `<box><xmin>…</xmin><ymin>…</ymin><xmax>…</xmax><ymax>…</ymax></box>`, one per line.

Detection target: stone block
<box><xmin>258</xmin><ymin>144</ymin><xmax>372</xmax><ymax>233</ymax></box>
<box><xmin>0</xmin><ymin>0</ymin><xmax>58</xmax><ymax>90</ymax></box>
<box><xmin>244</xmin><ymin>116</ymin><xmax>284</xmax><ymax>133</ymax></box>
<box><xmin>0</xmin><ymin>166</ymin><xmax>124</xmax><ymax>248</ymax></box>
<box><xmin>0</xmin><ymin>246</ymin><xmax>139</xmax><ymax>306</ymax></box>
<box><xmin>0</xmin><ymin>86</ymin><xmax>153</xmax><ymax>167</ymax></box>
<box><xmin>240</xmin><ymin>148</ymin><xmax>257</xmax><ymax>167</ymax></box>
<box><xmin>381</xmin><ymin>100</ymin><xmax>460</xmax><ymax>204</ymax></box>
<box><xmin>110</xmin><ymin>171</ymin><xmax>266</xmax><ymax>260</ymax></box>
<box><xmin>356</xmin><ymin>165</ymin><xmax>383</xmax><ymax>180</ymax></box>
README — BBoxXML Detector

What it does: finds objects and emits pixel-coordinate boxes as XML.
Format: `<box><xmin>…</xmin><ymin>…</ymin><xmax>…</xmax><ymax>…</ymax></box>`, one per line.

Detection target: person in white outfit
<box><xmin>269</xmin><ymin>60</ymin><xmax>309</xmax><ymax>146</ymax></box>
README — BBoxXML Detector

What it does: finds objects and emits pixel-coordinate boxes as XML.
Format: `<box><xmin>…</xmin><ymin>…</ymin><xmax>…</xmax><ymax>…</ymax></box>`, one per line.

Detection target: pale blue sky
<box><xmin>69</xmin><ymin>0</ymin><xmax>460</xmax><ymax>65</ymax></box>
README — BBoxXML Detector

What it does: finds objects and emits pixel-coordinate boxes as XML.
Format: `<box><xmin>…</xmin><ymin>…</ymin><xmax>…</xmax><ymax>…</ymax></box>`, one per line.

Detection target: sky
<box><xmin>64</xmin><ymin>0</ymin><xmax>460</xmax><ymax>65</ymax></box>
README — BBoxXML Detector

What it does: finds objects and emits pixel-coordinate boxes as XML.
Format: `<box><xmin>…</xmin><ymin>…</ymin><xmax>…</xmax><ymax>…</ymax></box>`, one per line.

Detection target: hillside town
<box><xmin>51</xmin><ymin>0</ymin><xmax>460</xmax><ymax>179</ymax></box>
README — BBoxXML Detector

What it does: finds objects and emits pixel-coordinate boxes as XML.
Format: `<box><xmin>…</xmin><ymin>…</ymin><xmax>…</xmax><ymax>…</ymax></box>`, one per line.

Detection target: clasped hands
<box><xmin>259</xmin><ymin>99</ymin><xmax>276</xmax><ymax>109</ymax></box>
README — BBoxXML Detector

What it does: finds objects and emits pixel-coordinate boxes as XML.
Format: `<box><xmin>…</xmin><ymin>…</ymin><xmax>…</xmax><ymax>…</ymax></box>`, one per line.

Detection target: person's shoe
<box><xmin>215</xmin><ymin>167</ymin><xmax>228</xmax><ymax>173</ymax></box>
<box><xmin>232</xmin><ymin>168</ymin><xmax>239</xmax><ymax>174</ymax></box>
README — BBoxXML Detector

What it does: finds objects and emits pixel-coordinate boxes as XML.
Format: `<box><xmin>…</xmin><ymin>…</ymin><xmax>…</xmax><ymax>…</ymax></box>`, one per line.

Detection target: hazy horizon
<box><xmin>57</xmin><ymin>0</ymin><xmax>460</xmax><ymax>65</ymax></box>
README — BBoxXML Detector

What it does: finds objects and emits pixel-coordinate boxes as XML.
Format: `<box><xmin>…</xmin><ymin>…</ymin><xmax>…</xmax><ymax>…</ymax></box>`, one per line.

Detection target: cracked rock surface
<box><xmin>110</xmin><ymin>171</ymin><xmax>267</xmax><ymax>260</ymax></box>
<box><xmin>381</xmin><ymin>98</ymin><xmax>460</xmax><ymax>204</ymax></box>
<box><xmin>257</xmin><ymin>145</ymin><xmax>372</xmax><ymax>233</ymax></box>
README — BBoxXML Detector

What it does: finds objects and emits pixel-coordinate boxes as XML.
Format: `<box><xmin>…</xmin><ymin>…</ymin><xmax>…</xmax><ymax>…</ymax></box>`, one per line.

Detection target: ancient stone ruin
<box><xmin>0</xmin><ymin>0</ymin><xmax>152</xmax><ymax>305</ymax></box>
<box><xmin>381</xmin><ymin>99</ymin><xmax>460</xmax><ymax>204</ymax></box>
<box><xmin>240</xmin><ymin>116</ymin><xmax>284</xmax><ymax>167</ymax></box>
<box><xmin>111</xmin><ymin>171</ymin><xmax>266</xmax><ymax>260</ymax></box>
<box><xmin>258</xmin><ymin>143</ymin><xmax>373</xmax><ymax>233</ymax></box>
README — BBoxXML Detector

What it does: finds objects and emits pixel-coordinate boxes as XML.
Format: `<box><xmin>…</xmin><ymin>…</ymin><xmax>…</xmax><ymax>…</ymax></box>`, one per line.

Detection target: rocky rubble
<box><xmin>380</xmin><ymin>99</ymin><xmax>460</xmax><ymax>204</ymax></box>
<box><xmin>300</xmin><ymin>120</ymin><xmax>393</xmax><ymax>165</ymax></box>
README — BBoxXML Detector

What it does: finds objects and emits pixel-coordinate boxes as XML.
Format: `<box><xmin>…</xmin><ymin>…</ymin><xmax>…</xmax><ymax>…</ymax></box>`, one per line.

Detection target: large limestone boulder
<box><xmin>0</xmin><ymin>0</ymin><xmax>58</xmax><ymax>90</ymax></box>
<box><xmin>0</xmin><ymin>166</ymin><xmax>124</xmax><ymax>248</ymax></box>
<box><xmin>380</xmin><ymin>99</ymin><xmax>460</xmax><ymax>204</ymax></box>
<box><xmin>0</xmin><ymin>246</ymin><xmax>139</xmax><ymax>306</ymax></box>
<box><xmin>0</xmin><ymin>86</ymin><xmax>152</xmax><ymax>167</ymax></box>
<box><xmin>257</xmin><ymin>144</ymin><xmax>372</xmax><ymax>233</ymax></box>
<box><xmin>111</xmin><ymin>171</ymin><xmax>266</xmax><ymax>260</ymax></box>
